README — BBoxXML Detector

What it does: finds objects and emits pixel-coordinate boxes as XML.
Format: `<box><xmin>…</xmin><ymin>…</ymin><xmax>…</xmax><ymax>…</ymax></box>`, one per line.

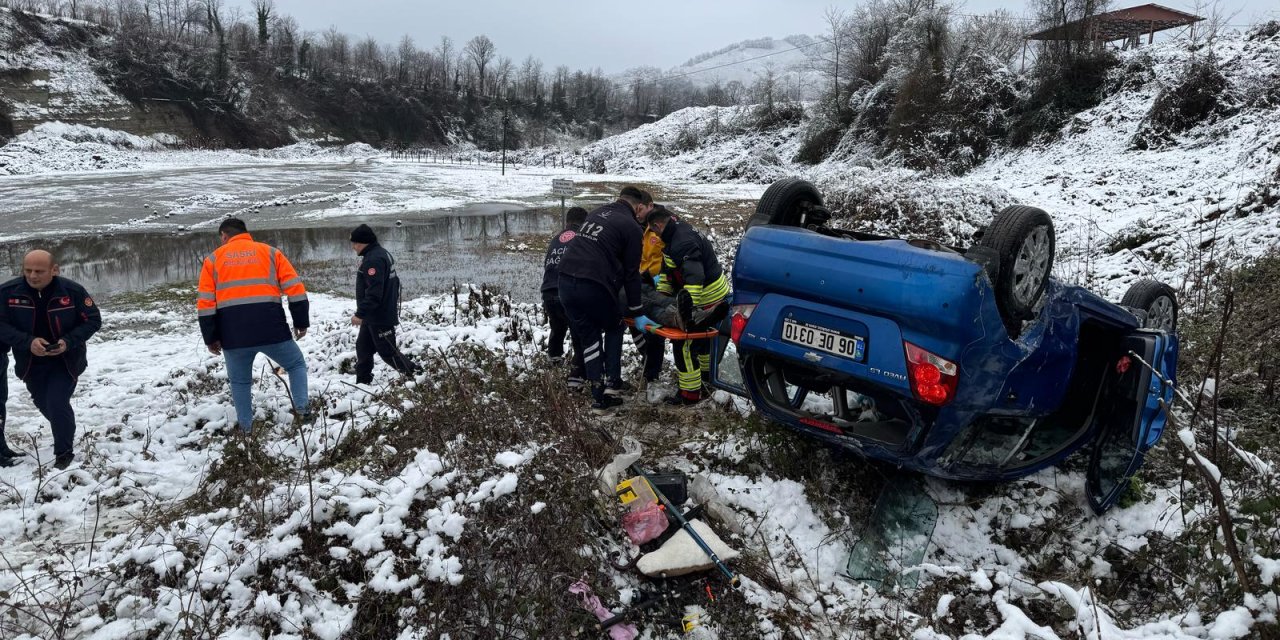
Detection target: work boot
<box><xmin>0</xmin><ymin>442</ymin><xmax>26</xmax><ymax>459</ymax></box>
<box><xmin>664</xmin><ymin>389</ymin><xmax>704</xmax><ymax>406</ymax></box>
<box><xmin>355</xmin><ymin>374</ymin><xmax>373</xmax><ymax>385</ymax></box>
<box><xmin>591</xmin><ymin>395</ymin><xmax>625</xmax><ymax>415</ymax></box>
<box><xmin>53</xmin><ymin>453</ymin><xmax>75</xmax><ymax>470</ymax></box>
<box><xmin>0</xmin><ymin>455</ymin><xmax>16</xmax><ymax>468</ymax></box>
<box><xmin>604</xmin><ymin>380</ymin><xmax>635</xmax><ymax>397</ymax></box>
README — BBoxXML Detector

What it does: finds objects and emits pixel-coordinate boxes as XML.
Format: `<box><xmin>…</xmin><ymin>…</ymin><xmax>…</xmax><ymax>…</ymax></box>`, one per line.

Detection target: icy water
<box><xmin>0</xmin><ymin>159</ymin><xmax>538</xmax><ymax>236</ymax></box>
<box><xmin>0</xmin><ymin>205</ymin><xmax>558</xmax><ymax>303</ymax></box>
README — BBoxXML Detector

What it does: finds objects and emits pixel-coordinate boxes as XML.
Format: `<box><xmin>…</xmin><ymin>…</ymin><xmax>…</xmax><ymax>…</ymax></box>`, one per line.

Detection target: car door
<box><xmin>1086</xmin><ymin>331</ymin><xmax>1178</xmax><ymax>514</ymax></box>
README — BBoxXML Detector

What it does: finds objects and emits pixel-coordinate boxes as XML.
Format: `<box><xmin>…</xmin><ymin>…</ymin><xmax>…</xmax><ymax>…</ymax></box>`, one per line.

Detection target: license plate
<box><xmin>781</xmin><ymin>319</ymin><xmax>865</xmax><ymax>361</ymax></box>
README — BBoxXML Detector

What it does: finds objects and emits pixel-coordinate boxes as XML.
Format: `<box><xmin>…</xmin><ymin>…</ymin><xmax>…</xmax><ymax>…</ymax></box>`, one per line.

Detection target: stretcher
<box><xmin>623</xmin><ymin>318</ymin><xmax>719</xmax><ymax>340</ymax></box>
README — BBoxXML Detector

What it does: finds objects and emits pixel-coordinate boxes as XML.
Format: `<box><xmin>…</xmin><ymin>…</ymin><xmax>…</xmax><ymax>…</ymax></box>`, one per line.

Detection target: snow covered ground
<box><xmin>0</xmin><ymin>284</ymin><xmax>1272</xmax><ymax>639</ymax></box>
<box><xmin>1</xmin><ymin>23</ymin><xmax>1278</xmax><ymax>640</ymax></box>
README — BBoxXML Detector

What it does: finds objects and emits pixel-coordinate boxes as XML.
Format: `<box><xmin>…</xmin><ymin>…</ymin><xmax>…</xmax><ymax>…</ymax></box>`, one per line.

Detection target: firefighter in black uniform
<box><xmin>0</xmin><ymin>250</ymin><xmax>102</xmax><ymax>469</ymax></box>
<box><xmin>558</xmin><ymin>186</ymin><xmax>656</xmax><ymax>413</ymax></box>
<box><xmin>541</xmin><ymin>206</ymin><xmax>588</xmax><ymax>387</ymax></box>
<box><xmin>350</xmin><ymin>224</ymin><xmax>418</xmax><ymax>383</ymax></box>
<box><xmin>646</xmin><ymin>208</ymin><xmax>730</xmax><ymax>405</ymax></box>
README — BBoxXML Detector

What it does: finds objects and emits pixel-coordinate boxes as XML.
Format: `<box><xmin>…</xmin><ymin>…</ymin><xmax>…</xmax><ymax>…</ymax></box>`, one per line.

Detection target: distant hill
<box><xmin>667</xmin><ymin>35</ymin><xmax>822</xmax><ymax>99</ymax></box>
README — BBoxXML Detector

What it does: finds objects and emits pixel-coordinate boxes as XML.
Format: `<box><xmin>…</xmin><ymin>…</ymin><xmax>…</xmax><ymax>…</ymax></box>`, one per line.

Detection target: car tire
<box><xmin>979</xmin><ymin>205</ymin><xmax>1055</xmax><ymax>335</ymax></box>
<box><xmin>1121</xmin><ymin>279</ymin><xmax>1178</xmax><ymax>332</ymax></box>
<box><xmin>749</xmin><ymin>177</ymin><xmax>824</xmax><ymax>229</ymax></box>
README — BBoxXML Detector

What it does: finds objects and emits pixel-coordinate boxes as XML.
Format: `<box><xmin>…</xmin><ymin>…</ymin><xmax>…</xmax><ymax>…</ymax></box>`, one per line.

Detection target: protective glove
<box><xmin>633</xmin><ymin>314</ymin><xmax>661</xmax><ymax>333</ymax></box>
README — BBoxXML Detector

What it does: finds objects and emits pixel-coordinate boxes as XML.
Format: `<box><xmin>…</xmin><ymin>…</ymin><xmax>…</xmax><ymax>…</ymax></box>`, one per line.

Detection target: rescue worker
<box><xmin>198</xmin><ymin>218</ymin><xmax>311</xmax><ymax>432</ymax></box>
<box><xmin>0</xmin><ymin>250</ymin><xmax>102</xmax><ymax>469</ymax></box>
<box><xmin>558</xmin><ymin>186</ymin><xmax>655</xmax><ymax>413</ymax></box>
<box><xmin>646</xmin><ymin>207</ymin><xmax>730</xmax><ymax>405</ymax></box>
<box><xmin>350</xmin><ymin>224</ymin><xmax>418</xmax><ymax>383</ymax></box>
<box><xmin>541</xmin><ymin>206</ymin><xmax>588</xmax><ymax>387</ymax></box>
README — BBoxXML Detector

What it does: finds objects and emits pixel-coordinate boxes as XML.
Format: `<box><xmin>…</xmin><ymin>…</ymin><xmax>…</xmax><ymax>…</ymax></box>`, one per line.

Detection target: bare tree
<box><xmin>252</xmin><ymin>0</ymin><xmax>272</xmax><ymax>50</ymax></box>
<box><xmin>807</xmin><ymin>6</ymin><xmax>853</xmax><ymax>115</ymax></box>
<box><xmin>953</xmin><ymin>10</ymin><xmax>1024</xmax><ymax>68</ymax></box>
<box><xmin>464</xmin><ymin>34</ymin><xmax>496</xmax><ymax>95</ymax></box>
<box><xmin>494</xmin><ymin>55</ymin><xmax>514</xmax><ymax>98</ymax></box>
<box><xmin>435</xmin><ymin>35</ymin><xmax>453</xmax><ymax>90</ymax></box>
<box><xmin>395</xmin><ymin>34</ymin><xmax>415</xmax><ymax>84</ymax></box>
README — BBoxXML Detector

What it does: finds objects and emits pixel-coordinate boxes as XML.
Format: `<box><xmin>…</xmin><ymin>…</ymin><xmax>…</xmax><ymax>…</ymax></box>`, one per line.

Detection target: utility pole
<box><xmin>501</xmin><ymin>101</ymin><xmax>509</xmax><ymax>176</ymax></box>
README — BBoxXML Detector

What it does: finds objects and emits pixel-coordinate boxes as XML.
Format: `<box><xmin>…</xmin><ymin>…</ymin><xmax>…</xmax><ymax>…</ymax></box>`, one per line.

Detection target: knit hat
<box><xmin>350</xmin><ymin>224</ymin><xmax>377</xmax><ymax>244</ymax></box>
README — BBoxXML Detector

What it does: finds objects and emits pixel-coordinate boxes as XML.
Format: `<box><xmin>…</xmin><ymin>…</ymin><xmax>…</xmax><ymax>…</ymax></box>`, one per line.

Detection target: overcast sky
<box><xmin>226</xmin><ymin>0</ymin><xmax>1278</xmax><ymax>74</ymax></box>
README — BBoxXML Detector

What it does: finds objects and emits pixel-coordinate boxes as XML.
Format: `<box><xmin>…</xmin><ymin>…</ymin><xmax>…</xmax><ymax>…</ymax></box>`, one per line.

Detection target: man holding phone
<box><xmin>0</xmin><ymin>250</ymin><xmax>103</xmax><ymax>469</ymax></box>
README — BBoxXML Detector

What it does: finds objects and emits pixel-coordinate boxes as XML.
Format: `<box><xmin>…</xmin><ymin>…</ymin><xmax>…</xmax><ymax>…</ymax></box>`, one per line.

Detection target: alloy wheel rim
<box><xmin>1147</xmin><ymin>296</ymin><xmax>1175</xmax><ymax>331</ymax></box>
<box><xmin>1012</xmin><ymin>226</ymin><xmax>1051</xmax><ymax>306</ymax></box>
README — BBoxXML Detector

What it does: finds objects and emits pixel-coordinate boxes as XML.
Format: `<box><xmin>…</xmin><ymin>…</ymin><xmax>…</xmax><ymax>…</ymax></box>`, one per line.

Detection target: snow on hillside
<box><xmin>0</xmin><ymin>9</ymin><xmax>131</xmax><ymax>121</ymax></box>
<box><xmin>0</xmin><ymin>122</ymin><xmax>380</xmax><ymax>175</ymax></box>
<box><xmin>954</xmin><ymin>30</ymin><xmax>1280</xmax><ymax>298</ymax></box>
<box><xmin>669</xmin><ymin>35</ymin><xmax>821</xmax><ymax>98</ymax></box>
<box><xmin>588</xmin><ymin>29</ymin><xmax>1280</xmax><ymax>298</ymax></box>
<box><xmin>584</xmin><ymin>104</ymin><xmax>806</xmax><ymax>183</ymax></box>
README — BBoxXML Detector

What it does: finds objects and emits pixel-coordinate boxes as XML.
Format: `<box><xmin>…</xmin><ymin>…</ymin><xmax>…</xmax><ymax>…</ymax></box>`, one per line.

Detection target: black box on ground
<box><xmin>646</xmin><ymin>471</ymin><xmax>688</xmax><ymax>506</ymax></box>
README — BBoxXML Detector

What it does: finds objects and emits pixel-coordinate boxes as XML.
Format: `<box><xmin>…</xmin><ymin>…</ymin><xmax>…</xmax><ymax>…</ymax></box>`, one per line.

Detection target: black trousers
<box><xmin>543</xmin><ymin>292</ymin><xmax>584</xmax><ymax>378</ymax></box>
<box><xmin>559</xmin><ymin>274</ymin><xmax>623</xmax><ymax>396</ymax></box>
<box><xmin>25</xmin><ymin>363</ymin><xmax>78</xmax><ymax>457</ymax></box>
<box><xmin>631</xmin><ymin>329</ymin><xmax>666</xmax><ymax>382</ymax></box>
<box><xmin>356</xmin><ymin>324</ymin><xmax>417</xmax><ymax>380</ymax></box>
<box><xmin>0</xmin><ymin>352</ymin><xmax>8</xmax><ymax>449</ymax></box>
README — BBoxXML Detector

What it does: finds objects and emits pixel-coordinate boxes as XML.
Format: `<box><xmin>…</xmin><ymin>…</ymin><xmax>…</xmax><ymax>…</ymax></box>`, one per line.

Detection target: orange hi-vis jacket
<box><xmin>197</xmin><ymin>233</ymin><xmax>309</xmax><ymax>349</ymax></box>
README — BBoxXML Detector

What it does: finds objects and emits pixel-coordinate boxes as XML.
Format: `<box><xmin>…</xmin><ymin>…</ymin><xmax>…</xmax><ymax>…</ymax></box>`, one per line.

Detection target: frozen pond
<box><xmin>0</xmin><ymin>205</ymin><xmax>558</xmax><ymax>303</ymax></box>
<box><xmin>0</xmin><ymin>158</ymin><xmax>590</xmax><ymax>239</ymax></box>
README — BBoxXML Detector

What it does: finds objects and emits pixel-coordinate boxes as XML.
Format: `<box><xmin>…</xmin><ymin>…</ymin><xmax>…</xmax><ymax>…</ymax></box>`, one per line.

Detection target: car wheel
<box><xmin>749</xmin><ymin>177</ymin><xmax>824</xmax><ymax>229</ymax></box>
<box><xmin>1121</xmin><ymin>279</ymin><xmax>1178</xmax><ymax>332</ymax></box>
<box><xmin>979</xmin><ymin>205</ymin><xmax>1055</xmax><ymax>334</ymax></box>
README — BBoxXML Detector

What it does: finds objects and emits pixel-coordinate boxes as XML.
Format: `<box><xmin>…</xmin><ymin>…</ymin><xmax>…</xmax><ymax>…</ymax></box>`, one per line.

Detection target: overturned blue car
<box><xmin>713</xmin><ymin>178</ymin><xmax>1179</xmax><ymax>513</ymax></box>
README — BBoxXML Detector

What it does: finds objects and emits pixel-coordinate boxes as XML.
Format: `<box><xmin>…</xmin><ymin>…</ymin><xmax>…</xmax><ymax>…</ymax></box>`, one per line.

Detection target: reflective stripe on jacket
<box><xmin>655</xmin><ymin>217</ymin><xmax>729</xmax><ymax>307</ymax></box>
<box><xmin>197</xmin><ymin>233</ymin><xmax>309</xmax><ymax>349</ymax></box>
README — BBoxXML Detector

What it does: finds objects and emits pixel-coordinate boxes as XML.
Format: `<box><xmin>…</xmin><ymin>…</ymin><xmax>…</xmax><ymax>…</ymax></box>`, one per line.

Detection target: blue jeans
<box><xmin>223</xmin><ymin>339</ymin><xmax>309</xmax><ymax>431</ymax></box>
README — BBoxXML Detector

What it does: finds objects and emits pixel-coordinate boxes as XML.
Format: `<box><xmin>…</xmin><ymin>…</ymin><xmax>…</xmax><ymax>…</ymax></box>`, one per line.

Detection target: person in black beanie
<box><xmin>350</xmin><ymin>224</ymin><xmax>418</xmax><ymax>383</ymax></box>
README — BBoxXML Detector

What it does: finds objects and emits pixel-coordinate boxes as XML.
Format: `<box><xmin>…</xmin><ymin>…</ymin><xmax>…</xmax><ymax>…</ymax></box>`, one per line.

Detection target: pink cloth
<box><xmin>568</xmin><ymin>580</ymin><xmax>638</xmax><ymax>640</ymax></box>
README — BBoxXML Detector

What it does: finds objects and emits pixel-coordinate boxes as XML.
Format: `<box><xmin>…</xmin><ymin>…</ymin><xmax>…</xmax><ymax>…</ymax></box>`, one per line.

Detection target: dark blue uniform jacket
<box><xmin>540</xmin><ymin>227</ymin><xmax>579</xmax><ymax>294</ymax></box>
<box><xmin>0</xmin><ymin>276</ymin><xmax>102</xmax><ymax>380</ymax></box>
<box><xmin>557</xmin><ymin>200</ymin><xmax>643</xmax><ymax>315</ymax></box>
<box><xmin>355</xmin><ymin>243</ymin><xmax>401</xmax><ymax>327</ymax></box>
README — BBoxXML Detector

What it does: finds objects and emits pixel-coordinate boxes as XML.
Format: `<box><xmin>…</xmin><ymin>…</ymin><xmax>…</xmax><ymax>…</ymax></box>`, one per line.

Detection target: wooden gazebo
<box><xmin>1026</xmin><ymin>3</ymin><xmax>1204</xmax><ymax>46</ymax></box>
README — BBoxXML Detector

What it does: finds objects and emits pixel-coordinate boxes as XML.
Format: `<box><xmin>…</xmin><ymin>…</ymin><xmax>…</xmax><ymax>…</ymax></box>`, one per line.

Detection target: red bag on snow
<box><xmin>622</xmin><ymin>502</ymin><xmax>669</xmax><ymax>545</ymax></box>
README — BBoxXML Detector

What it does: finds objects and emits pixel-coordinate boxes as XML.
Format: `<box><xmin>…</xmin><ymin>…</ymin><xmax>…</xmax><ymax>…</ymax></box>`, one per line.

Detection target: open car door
<box><xmin>709</xmin><ymin>317</ymin><xmax>748</xmax><ymax>396</ymax></box>
<box><xmin>1086</xmin><ymin>332</ymin><xmax>1178</xmax><ymax>514</ymax></box>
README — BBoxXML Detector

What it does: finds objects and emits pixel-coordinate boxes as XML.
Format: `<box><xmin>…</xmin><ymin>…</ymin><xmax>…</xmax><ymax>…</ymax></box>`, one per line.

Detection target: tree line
<box><xmin>0</xmin><ymin>0</ymin><xmax>806</xmax><ymax>147</ymax></box>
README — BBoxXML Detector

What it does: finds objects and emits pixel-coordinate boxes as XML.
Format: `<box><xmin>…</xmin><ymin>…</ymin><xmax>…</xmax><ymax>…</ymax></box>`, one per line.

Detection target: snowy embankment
<box><xmin>0</xmin><ymin>288</ymin><xmax>546</xmax><ymax>638</ymax></box>
<box><xmin>0</xmin><ymin>122</ymin><xmax>381</xmax><ymax>176</ymax></box>
<box><xmin>581</xmin><ymin>30</ymin><xmax>1280</xmax><ymax>299</ymax></box>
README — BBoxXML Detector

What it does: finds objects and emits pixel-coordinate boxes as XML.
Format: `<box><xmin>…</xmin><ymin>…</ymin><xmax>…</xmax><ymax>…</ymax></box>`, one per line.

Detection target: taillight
<box><xmin>729</xmin><ymin>304</ymin><xmax>756</xmax><ymax>345</ymax></box>
<box><xmin>904</xmin><ymin>342</ymin><xmax>958</xmax><ymax>406</ymax></box>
